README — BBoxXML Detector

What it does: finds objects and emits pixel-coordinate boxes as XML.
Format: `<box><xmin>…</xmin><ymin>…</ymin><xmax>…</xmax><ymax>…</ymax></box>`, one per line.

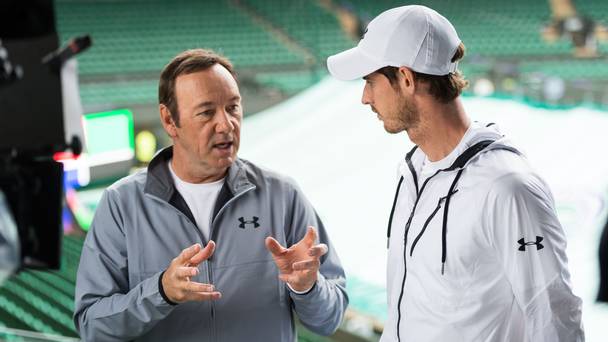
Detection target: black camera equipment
<box><xmin>0</xmin><ymin>0</ymin><xmax>90</xmax><ymax>271</ymax></box>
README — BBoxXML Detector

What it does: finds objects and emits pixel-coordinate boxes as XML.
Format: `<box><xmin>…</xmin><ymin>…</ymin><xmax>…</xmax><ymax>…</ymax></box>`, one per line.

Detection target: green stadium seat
<box><xmin>54</xmin><ymin>0</ymin><xmax>306</xmax><ymax>76</ymax></box>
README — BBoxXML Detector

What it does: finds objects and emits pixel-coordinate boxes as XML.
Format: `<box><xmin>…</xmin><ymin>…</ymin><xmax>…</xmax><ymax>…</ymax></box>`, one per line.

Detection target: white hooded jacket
<box><xmin>381</xmin><ymin>122</ymin><xmax>584</xmax><ymax>342</ymax></box>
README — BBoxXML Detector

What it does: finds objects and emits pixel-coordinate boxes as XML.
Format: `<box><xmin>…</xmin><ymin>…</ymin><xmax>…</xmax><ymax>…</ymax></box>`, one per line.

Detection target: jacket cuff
<box><xmin>158</xmin><ymin>270</ymin><xmax>178</xmax><ymax>306</ymax></box>
<box><xmin>289</xmin><ymin>273</ymin><xmax>326</xmax><ymax>301</ymax></box>
<box><xmin>287</xmin><ymin>281</ymin><xmax>317</xmax><ymax>295</ymax></box>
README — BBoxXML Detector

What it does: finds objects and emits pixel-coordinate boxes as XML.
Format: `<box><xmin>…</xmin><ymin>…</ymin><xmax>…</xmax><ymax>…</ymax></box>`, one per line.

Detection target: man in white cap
<box><xmin>327</xmin><ymin>5</ymin><xmax>584</xmax><ymax>342</ymax></box>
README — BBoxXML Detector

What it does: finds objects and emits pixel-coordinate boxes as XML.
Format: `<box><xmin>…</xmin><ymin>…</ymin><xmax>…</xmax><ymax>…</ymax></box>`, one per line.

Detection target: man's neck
<box><xmin>409</xmin><ymin>98</ymin><xmax>470</xmax><ymax>162</ymax></box>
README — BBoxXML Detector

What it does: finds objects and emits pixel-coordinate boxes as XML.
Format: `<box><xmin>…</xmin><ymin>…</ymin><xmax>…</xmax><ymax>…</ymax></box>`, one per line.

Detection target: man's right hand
<box><xmin>161</xmin><ymin>242</ymin><xmax>221</xmax><ymax>303</ymax></box>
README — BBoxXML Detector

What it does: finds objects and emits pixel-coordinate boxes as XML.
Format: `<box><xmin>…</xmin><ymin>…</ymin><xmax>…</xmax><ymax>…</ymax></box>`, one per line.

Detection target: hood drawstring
<box><xmin>437</xmin><ymin>140</ymin><xmax>496</xmax><ymax>275</ymax></box>
<box><xmin>441</xmin><ymin>169</ymin><xmax>463</xmax><ymax>275</ymax></box>
<box><xmin>386</xmin><ymin>146</ymin><xmax>419</xmax><ymax>249</ymax></box>
<box><xmin>398</xmin><ymin>140</ymin><xmax>497</xmax><ymax>276</ymax></box>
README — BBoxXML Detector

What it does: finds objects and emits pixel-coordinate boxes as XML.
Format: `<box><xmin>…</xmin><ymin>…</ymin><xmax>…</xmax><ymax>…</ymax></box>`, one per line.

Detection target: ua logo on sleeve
<box><xmin>517</xmin><ymin>236</ymin><xmax>544</xmax><ymax>251</ymax></box>
<box><xmin>238</xmin><ymin>216</ymin><xmax>260</xmax><ymax>229</ymax></box>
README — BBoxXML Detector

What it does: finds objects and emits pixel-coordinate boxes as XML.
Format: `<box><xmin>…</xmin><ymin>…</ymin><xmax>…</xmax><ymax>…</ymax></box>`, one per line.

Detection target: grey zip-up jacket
<box><xmin>73</xmin><ymin>147</ymin><xmax>348</xmax><ymax>341</ymax></box>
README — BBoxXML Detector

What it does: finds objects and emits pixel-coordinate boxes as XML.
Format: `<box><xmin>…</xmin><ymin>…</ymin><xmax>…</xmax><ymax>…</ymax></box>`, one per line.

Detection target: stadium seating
<box><xmin>240</xmin><ymin>0</ymin><xmax>354</xmax><ymax>61</ymax></box>
<box><xmin>255</xmin><ymin>69</ymin><xmax>325</xmax><ymax>95</ymax></box>
<box><xmin>54</xmin><ymin>0</ymin><xmax>305</xmax><ymax>76</ymax></box>
<box><xmin>79</xmin><ymin>79</ymin><xmax>158</xmax><ymax>106</ymax></box>
<box><xmin>58</xmin><ymin>0</ymin><xmax>608</xmax><ymax>107</ymax></box>
<box><xmin>56</xmin><ymin>0</ymin><xmax>328</xmax><ymax>105</ymax></box>
<box><xmin>520</xmin><ymin>59</ymin><xmax>608</xmax><ymax>80</ymax></box>
<box><xmin>0</xmin><ymin>235</ymin><xmax>84</xmax><ymax>338</ymax></box>
<box><xmin>344</xmin><ymin>0</ymin><xmax>576</xmax><ymax>57</ymax></box>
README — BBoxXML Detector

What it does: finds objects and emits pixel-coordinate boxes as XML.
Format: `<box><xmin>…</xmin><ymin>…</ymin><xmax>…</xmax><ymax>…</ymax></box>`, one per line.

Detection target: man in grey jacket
<box><xmin>73</xmin><ymin>49</ymin><xmax>348</xmax><ymax>341</ymax></box>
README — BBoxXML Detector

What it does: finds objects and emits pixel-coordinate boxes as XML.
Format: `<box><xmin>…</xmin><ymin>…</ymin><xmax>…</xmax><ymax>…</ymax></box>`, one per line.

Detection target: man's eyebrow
<box><xmin>193</xmin><ymin>96</ymin><xmax>241</xmax><ymax>109</ymax></box>
<box><xmin>194</xmin><ymin>101</ymin><xmax>214</xmax><ymax>109</ymax></box>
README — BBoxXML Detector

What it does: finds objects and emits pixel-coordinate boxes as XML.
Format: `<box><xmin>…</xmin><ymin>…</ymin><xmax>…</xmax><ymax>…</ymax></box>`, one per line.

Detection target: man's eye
<box><xmin>198</xmin><ymin>110</ymin><xmax>214</xmax><ymax>117</ymax></box>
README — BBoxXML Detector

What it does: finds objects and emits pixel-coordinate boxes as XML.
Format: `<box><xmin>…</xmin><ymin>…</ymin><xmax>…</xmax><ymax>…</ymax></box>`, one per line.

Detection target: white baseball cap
<box><xmin>327</xmin><ymin>5</ymin><xmax>461</xmax><ymax>80</ymax></box>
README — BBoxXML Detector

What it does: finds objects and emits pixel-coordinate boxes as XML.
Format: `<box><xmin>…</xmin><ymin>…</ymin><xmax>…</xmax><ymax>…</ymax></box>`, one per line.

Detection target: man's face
<box><xmin>361</xmin><ymin>71</ymin><xmax>419</xmax><ymax>134</ymax></box>
<box><xmin>170</xmin><ymin>64</ymin><xmax>242</xmax><ymax>177</ymax></box>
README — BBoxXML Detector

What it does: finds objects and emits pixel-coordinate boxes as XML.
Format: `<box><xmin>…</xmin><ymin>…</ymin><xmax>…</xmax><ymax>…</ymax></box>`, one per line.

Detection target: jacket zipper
<box><xmin>207</xmin><ymin>185</ymin><xmax>256</xmax><ymax>341</ymax></box>
<box><xmin>409</xmin><ymin>196</ymin><xmax>446</xmax><ymax>257</ymax></box>
<box><xmin>395</xmin><ymin>170</ymin><xmax>443</xmax><ymax>342</ymax></box>
<box><xmin>394</xmin><ymin>140</ymin><xmax>496</xmax><ymax>341</ymax></box>
<box><xmin>148</xmin><ymin>188</ymin><xmax>253</xmax><ymax>342</ymax></box>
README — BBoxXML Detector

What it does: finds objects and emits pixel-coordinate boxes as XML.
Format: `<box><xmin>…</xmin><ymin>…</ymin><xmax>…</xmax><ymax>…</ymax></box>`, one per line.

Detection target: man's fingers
<box><xmin>189</xmin><ymin>241</ymin><xmax>215</xmax><ymax>265</ymax></box>
<box><xmin>265</xmin><ymin>236</ymin><xmax>287</xmax><ymax>256</ymax></box>
<box><xmin>302</xmin><ymin>226</ymin><xmax>317</xmax><ymax>246</ymax></box>
<box><xmin>185</xmin><ymin>282</ymin><xmax>215</xmax><ymax>293</ymax></box>
<box><xmin>307</xmin><ymin>244</ymin><xmax>328</xmax><ymax>258</ymax></box>
<box><xmin>188</xmin><ymin>291</ymin><xmax>222</xmax><ymax>302</ymax></box>
<box><xmin>200</xmin><ymin>240</ymin><xmax>216</xmax><ymax>260</ymax></box>
<box><xmin>292</xmin><ymin>259</ymin><xmax>320</xmax><ymax>271</ymax></box>
<box><xmin>177</xmin><ymin>244</ymin><xmax>201</xmax><ymax>264</ymax></box>
<box><xmin>176</xmin><ymin>266</ymin><xmax>199</xmax><ymax>279</ymax></box>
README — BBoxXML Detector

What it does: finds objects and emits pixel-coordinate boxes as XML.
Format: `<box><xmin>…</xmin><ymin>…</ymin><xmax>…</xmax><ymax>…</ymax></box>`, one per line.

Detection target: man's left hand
<box><xmin>265</xmin><ymin>226</ymin><xmax>328</xmax><ymax>292</ymax></box>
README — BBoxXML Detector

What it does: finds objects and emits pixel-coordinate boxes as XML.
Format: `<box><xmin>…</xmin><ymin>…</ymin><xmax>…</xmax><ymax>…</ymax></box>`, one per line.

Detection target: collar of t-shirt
<box><xmin>167</xmin><ymin>160</ymin><xmax>225</xmax><ymax>242</ymax></box>
<box><xmin>419</xmin><ymin>123</ymin><xmax>476</xmax><ymax>183</ymax></box>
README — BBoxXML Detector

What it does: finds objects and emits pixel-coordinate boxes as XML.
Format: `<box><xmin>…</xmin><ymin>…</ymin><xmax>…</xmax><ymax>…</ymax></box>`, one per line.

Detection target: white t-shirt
<box><xmin>168</xmin><ymin>160</ymin><xmax>225</xmax><ymax>241</ymax></box>
<box><xmin>419</xmin><ymin>123</ymin><xmax>476</xmax><ymax>184</ymax></box>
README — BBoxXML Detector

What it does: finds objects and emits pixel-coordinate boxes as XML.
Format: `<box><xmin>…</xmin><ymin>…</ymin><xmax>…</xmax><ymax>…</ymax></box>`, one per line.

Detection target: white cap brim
<box><xmin>327</xmin><ymin>46</ymin><xmax>387</xmax><ymax>81</ymax></box>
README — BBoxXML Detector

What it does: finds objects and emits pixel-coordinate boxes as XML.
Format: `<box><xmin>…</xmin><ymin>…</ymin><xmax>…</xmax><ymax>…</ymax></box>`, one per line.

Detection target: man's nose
<box><xmin>215</xmin><ymin>111</ymin><xmax>235</xmax><ymax>133</ymax></box>
<box><xmin>361</xmin><ymin>84</ymin><xmax>372</xmax><ymax>105</ymax></box>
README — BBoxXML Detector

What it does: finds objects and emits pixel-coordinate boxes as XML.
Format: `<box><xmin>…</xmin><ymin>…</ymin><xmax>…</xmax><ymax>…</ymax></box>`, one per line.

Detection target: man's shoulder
<box><xmin>471</xmin><ymin>147</ymin><xmax>532</xmax><ymax>177</ymax></box>
<box><xmin>236</xmin><ymin>158</ymin><xmax>300</xmax><ymax>190</ymax></box>
<box><xmin>471</xmin><ymin>149</ymin><xmax>550</xmax><ymax>200</ymax></box>
<box><xmin>467</xmin><ymin>148</ymin><xmax>548</xmax><ymax>192</ymax></box>
<box><xmin>104</xmin><ymin>167</ymin><xmax>148</xmax><ymax>197</ymax></box>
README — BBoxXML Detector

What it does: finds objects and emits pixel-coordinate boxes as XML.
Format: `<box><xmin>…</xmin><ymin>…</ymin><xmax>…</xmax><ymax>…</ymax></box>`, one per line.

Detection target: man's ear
<box><xmin>397</xmin><ymin>66</ymin><xmax>416</xmax><ymax>95</ymax></box>
<box><xmin>160</xmin><ymin>104</ymin><xmax>178</xmax><ymax>138</ymax></box>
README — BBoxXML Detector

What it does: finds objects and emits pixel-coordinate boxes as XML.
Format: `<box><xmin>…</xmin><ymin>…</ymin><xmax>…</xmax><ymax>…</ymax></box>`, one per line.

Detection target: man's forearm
<box><xmin>290</xmin><ymin>273</ymin><xmax>348</xmax><ymax>336</ymax></box>
<box><xmin>75</xmin><ymin>271</ymin><xmax>175</xmax><ymax>341</ymax></box>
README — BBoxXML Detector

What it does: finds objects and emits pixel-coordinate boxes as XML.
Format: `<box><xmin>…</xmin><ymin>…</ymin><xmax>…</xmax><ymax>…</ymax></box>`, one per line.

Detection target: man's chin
<box><xmin>215</xmin><ymin>155</ymin><xmax>237</xmax><ymax>169</ymax></box>
<box><xmin>383</xmin><ymin>123</ymin><xmax>405</xmax><ymax>134</ymax></box>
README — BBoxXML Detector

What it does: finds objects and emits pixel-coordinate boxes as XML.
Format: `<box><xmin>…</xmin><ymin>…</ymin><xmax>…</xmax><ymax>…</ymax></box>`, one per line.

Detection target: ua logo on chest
<box><xmin>518</xmin><ymin>236</ymin><xmax>544</xmax><ymax>251</ymax></box>
<box><xmin>238</xmin><ymin>216</ymin><xmax>260</xmax><ymax>229</ymax></box>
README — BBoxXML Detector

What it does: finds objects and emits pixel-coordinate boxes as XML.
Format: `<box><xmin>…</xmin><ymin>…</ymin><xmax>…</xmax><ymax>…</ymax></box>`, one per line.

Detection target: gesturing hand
<box><xmin>265</xmin><ymin>226</ymin><xmax>328</xmax><ymax>292</ymax></box>
<box><xmin>161</xmin><ymin>242</ymin><xmax>222</xmax><ymax>303</ymax></box>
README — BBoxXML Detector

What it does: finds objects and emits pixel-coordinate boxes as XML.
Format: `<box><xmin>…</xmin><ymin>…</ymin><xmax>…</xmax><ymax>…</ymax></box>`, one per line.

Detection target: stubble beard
<box><xmin>386</xmin><ymin>95</ymin><xmax>420</xmax><ymax>135</ymax></box>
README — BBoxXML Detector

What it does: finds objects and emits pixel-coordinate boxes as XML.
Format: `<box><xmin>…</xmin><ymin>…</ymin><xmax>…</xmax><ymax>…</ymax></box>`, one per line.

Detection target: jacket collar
<box><xmin>144</xmin><ymin>146</ymin><xmax>255</xmax><ymax>202</ymax></box>
<box><xmin>401</xmin><ymin>121</ymin><xmax>520</xmax><ymax>177</ymax></box>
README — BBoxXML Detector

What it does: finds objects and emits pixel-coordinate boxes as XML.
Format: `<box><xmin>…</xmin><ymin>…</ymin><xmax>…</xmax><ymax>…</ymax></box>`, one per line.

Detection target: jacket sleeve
<box><xmin>73</xmin><ymin>188</ymin><xmax>175</xmax><ymax>341</ymax></box>
<box><xmin>286</xmin><ymin>183</ymin><xmax>349</xmax><ymax>336</ymax></box>
<box><xmin>484</xmin><ymin>172</ymin><xmax>584</xmax><ymax>342</ymax></box>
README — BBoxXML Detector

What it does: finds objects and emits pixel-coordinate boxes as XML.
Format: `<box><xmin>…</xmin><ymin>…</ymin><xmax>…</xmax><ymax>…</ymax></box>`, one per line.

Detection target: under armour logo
<box><xmin>238</xmin><ymin>216</ymin><xmax>260</xmax><ymax>229</ymax></box>
<box><xmin>518</xmin><ymin>236</ymin><xmax>544</xmax><ymax>251</ymax></box>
